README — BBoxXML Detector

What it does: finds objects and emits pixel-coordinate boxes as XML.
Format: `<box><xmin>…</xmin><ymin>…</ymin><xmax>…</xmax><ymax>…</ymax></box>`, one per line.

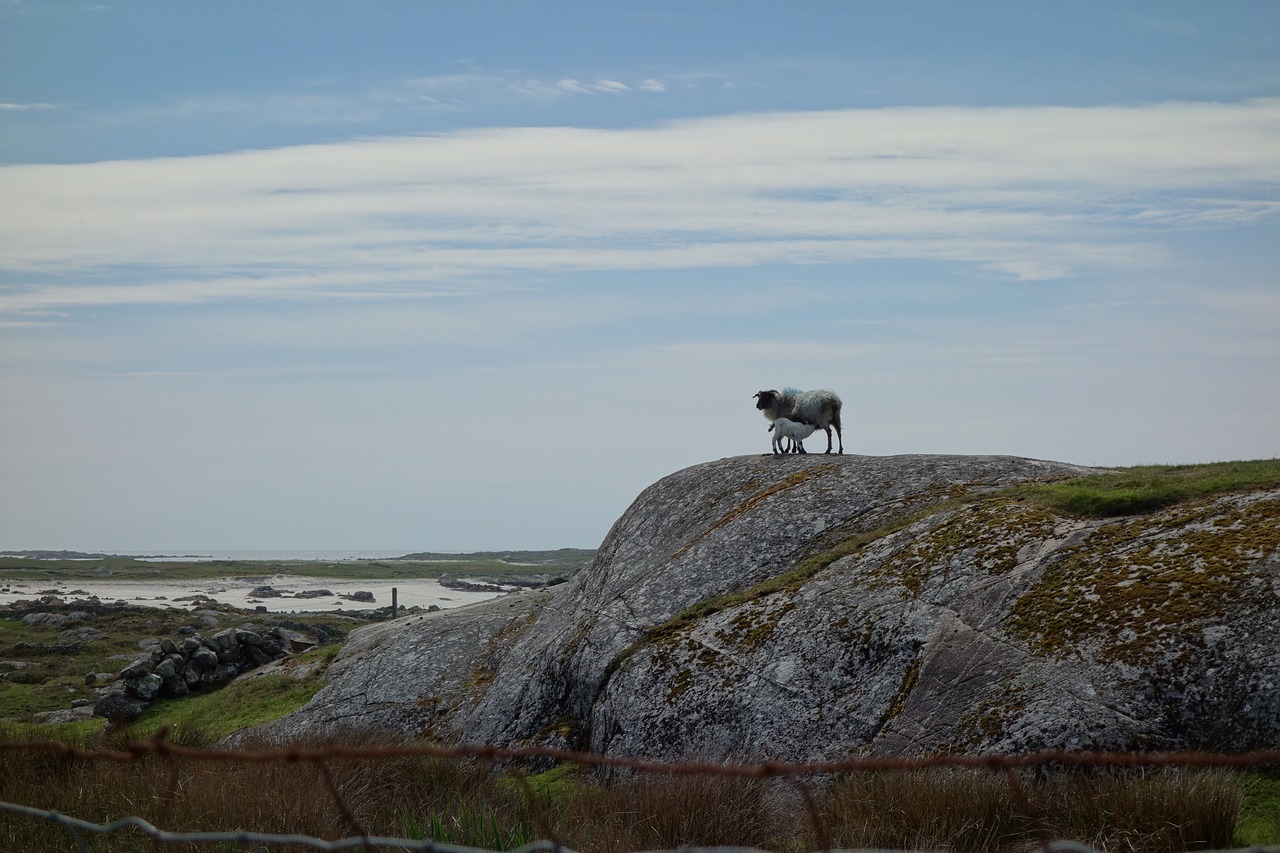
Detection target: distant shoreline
<box><xmin>2</xmin><ymin>549</ymin><xmax>444</xmax><ymax>562</ymax></box>
<box><xmin>0</xmin><ymin>573</ymin><xmax>506</xmax><ymax>613</ymax></box>
<box><xmin>0</xmin><ymin>549</ymin><xmax>596</xmax><ymax>585</ymax></box>
<box><xmin>0</xmin><ymin>548</ymin><xmax>596</xmax><ymax>562</ymax></box>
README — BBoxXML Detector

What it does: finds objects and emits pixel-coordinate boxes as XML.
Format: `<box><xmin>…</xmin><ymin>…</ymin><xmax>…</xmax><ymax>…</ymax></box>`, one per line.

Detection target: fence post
<box><xmin>391</xmin><ymin>587</ymin><xmax>398</xmax><ymax>617</ymax></box>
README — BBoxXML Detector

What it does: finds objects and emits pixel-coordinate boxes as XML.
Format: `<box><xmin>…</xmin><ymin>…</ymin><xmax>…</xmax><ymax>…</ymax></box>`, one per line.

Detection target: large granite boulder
<box><xmin>245</xmin><ymin>454</ymin><xmax>1280</xmax><ymax>759</ymax></box>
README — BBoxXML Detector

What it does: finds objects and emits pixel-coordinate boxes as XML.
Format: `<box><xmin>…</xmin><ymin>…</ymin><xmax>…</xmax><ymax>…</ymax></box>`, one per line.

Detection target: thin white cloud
<box><xmin>0</xmin><ymin>101</ymin><xmax>65</xmax><ymax>111</ymax></box>
<box><xmin>131</xmin><ymin>70</ymin><xmax>675</xmax><ymax>126</ymax></box>
<box><xmin>555</xmin><ymin>78</ymin><xmax>593</xmax><ymax>94</ymax></box>
<box><xmin>1</xmin><ymin>99</ymin><xmax>1277</xmax><ymax>315</ymax></box>
<box><xmin>153</xmin><ymin>93</ymin><xmax>382</xmax><ymax>124</ymax></box>
<box><xmin>400</xmin><ymin>71</ymin><xmax>656</xmax><ymax>102</ymax></box>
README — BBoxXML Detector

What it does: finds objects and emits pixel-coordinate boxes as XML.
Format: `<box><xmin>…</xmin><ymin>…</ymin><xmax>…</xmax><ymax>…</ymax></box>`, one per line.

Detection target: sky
<box><xmin>1</xmin><ymin>1</ymin><xmax>1278</xmax><ymax>553</ymax></box>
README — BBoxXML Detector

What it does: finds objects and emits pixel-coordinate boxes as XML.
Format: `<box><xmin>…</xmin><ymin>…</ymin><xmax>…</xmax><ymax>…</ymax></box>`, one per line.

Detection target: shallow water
<box><xmin>0</xmin><ymin>575</ymin><xmax>502</xmax><ymax>613</ymax></box>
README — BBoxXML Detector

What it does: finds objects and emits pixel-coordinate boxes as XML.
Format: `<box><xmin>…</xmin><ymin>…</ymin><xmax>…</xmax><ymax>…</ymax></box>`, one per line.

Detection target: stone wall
<box><xmin>93</xmin><ymin>625</ymin><xmax>317</xmax><ymax>722</ymax></box>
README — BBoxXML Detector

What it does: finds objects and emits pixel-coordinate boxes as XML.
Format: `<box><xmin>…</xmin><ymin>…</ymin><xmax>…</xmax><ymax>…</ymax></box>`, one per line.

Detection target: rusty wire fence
<box><xmin>2</xmin><ymin>737</ymin><xmax>1279</xmax><ymax>853</ymax></box>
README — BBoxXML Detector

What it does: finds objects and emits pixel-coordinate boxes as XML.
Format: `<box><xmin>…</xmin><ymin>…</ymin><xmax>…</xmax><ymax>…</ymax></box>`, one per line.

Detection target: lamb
<box><xmin>754</xmin><ymin>387</ymin><xmax>844</xmax><ymax>454</ymax></box>
<box><xmin>769</xmin><ymin>417</ymin><xmax>818</xmax><ymax>455</ymax></box>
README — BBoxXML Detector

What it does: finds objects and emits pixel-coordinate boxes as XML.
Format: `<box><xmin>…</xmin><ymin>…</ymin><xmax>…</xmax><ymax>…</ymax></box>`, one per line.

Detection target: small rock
<box><xmin>119</xmin><ymin>659</ymin><xmax>152</xmax><ymax>680</ymax></box>
<box><xmin>125</xmin><ymin>673</ymin><xmax>164</xmax><ymax>700</ymax></box>
<box><xmin>61</xmin><ymin>626</ymin><xmax>106</xmax><ymax>643</ymax></box>
<box><xmin>270</xmin><ymin>627</ymin><xmax>317</xmax><ymax>652</ymax></box>
<box><xmin>235</xmin><ymin>628</ymin><xmax>264</xmax><ymax>647</ymax></box>
<box><xmin>94</xmin><ymin>691</ymin><xmax>149</xmax><ymax>723</ymax></box>
<box><xmin>35</xmin><ymin>706</ymin><xmax>97</xmax><ymax>725</ymax></box>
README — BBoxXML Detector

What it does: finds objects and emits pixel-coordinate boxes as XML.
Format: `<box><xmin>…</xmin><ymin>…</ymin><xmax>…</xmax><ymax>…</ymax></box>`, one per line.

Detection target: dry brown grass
<box><xmin>557</xmin><ymin>772</ymin><xmax>785</xmax><ymax>853</ymax></box>
<box><xmin>0</xmin><ymin>733</ymin><xmax>1247</xmax><ymax>853</ymax></box>
<box><xmin>817</xmin><ymin>768</ymin><xmax>1242</xmax><ymax>853</ymax></box>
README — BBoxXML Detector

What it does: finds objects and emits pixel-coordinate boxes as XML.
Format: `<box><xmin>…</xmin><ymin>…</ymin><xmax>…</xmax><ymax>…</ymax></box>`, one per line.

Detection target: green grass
<box><xmin>9</xmin><ymin>650</ymin><xmax>327</xmax><ymax>745</ymax></box>
<box><xmin>0</xmin><ymin>603</ymin><xmax>345</xmax><ymax>725</ymax></box>
<box><xmin>400</xmin><ymin>801</ymin><xmax>532</xmax><ymax>851</ymax></box>
<box><xmin>0</xmin><ymin>609</ymin><xmax>178</xmax><ymax>719</ymax></box>
<box><xmin>1236</xmin><ymin>772</ymin><xmax>1280</xmax><ymax>847</ymax></box>
<box><xmin>0</xmin><ymin>717</ymin><xmax>108</xmax><ymax>742</ymax></box>
<box><xmin>1015</xmin><ymin>458</ymin><xmax>1280</xmax><ymax>517</ymax></box>
<box><xmin>127</xmin><ymin>654</ymin><xmax>331</xmax><ymax>742</ymax></box>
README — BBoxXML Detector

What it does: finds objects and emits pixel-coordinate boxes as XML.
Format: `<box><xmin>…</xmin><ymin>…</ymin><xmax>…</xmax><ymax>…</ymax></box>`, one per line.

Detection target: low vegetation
<box><xmin>1237</xmin><ymin>773</ymin><xmax>1280</xmax><ymax>848</ymax></box>
<box><xmin>0</xmin><ymin>726</ymin><xmax>1270</xmax><ymax>853</ymax></box>
<box><xmin>0</xmin><ymin>600</ymin><xmax>344</xmax><ymax>722</ymax></box>
<box><xmin>821</xmin><ymin>767</ymin><xmax>1251</xmax><ymax>853</ymax></box>
<box><xmin>1015</xmin><ymin>458</ymin><xmax>1280</xmax><ymax>517</ymax></box>
<box><xmin>130</xmin><ymin>656</ymin><xmax>333</xmax><ymax>742</ymax></box>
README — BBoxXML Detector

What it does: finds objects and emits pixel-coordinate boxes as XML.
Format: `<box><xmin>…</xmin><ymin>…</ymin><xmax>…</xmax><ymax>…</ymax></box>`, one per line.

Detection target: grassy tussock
<box><xmin>564</xmin><ymin>772</ymin><xmax>779</xmax><ymax>853</ymax></box>
<box><xmin>1018</xmin><ymin>458</ymin><xmax>1280</xmax><ymax>517</ymax></box>
<box><xmin>820</xmin><ymin>768</ymin><xmax>1244</xmax><ymax>853</ymax></box>
<box><xmin>0</xmin><ymin>727</ymin><xmax>1265</xmax><ymax>853</ymax></box>
<box><xmin>1237</xmin><ymin>772</ymin><xmax>1280</xmax><ymax>847</ymax></box>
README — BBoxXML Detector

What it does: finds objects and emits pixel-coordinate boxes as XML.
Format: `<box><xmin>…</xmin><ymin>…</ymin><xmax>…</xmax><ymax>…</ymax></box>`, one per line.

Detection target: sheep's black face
<box><xmin>754</xmin><ymin>390</ymin><xmax>777</xmax><ymax>411</ymax></box>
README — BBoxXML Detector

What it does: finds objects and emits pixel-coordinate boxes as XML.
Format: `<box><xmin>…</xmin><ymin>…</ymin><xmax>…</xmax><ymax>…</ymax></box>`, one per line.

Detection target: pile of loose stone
<box><xmin>93</xmin><ymin>624</ymin><xmax>318</xmax><ymax>722</ymax></box>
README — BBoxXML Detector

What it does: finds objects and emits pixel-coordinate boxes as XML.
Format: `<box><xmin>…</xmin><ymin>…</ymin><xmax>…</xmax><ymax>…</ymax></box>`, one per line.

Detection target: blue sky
<box><xmin>2</xmin><ymin>1</ymin><xmax>1278</xmax><ymax>552</ymax></box>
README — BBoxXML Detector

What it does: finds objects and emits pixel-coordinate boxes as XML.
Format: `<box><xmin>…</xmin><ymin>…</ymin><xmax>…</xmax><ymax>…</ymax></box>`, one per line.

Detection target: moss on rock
<box><xmin>865</xmin><ymin>499</ymin><xmax>1061</xmax><ymax>598</ymax></box>
<box><xmin>1008</xmin><ymin>494</ymin><xmax>1280</xmax><ymax>664</ymax></box>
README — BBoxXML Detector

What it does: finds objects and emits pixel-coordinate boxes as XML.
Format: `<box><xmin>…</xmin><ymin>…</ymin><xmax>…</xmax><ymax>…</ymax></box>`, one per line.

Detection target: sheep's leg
<box><xmin>831</xmin><ymin>412</ymin><xmax>844</xmax><ymax>454</ymax></box>
<box><xmin>795</xmin><ymin>439</ymin><xmax>806</xmax><ymax>454</ymax></box>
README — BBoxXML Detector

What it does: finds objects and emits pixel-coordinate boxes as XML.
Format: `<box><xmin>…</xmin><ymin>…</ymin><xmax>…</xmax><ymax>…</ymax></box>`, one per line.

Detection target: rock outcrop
<box><xmin>249</xmin><ymin>454</ymin><xmax>1280</xmax><ymax>759</ymax></box>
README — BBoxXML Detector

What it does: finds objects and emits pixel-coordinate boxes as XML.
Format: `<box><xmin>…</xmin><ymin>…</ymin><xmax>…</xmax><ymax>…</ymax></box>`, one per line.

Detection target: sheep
<box><xmin>769</xmin><ymin>417</ymin><xmax>818</xmax><ymax>455</ymax></box>
<box><xmin>754</xmin><ymin>387</ymin><xmax>844</xmax><ymax>454</ymax></box>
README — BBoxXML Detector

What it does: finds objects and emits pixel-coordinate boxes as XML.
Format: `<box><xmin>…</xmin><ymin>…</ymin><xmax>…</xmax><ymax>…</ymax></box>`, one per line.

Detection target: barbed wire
<box><xmin>2</xmin><ymin>797</ymin><xmax>1276</xmax><ymax>853</ymax></box>
<box><xmin>3</xmin><ymin>734</ymin><xmax>1279</xmax><ymax>853</ymax></box>
<box><xmin>2</xmin><ymin>732</ymin><xmax>1278</xmax><ymax>776</ymax></box>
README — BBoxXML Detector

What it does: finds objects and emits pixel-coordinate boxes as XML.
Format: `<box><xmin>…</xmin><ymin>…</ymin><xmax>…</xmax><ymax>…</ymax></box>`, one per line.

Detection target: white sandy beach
<box><xmin>0</xmin><ymin>575</ymin><xmax>504</xmax><ymax>613</ymax></box>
